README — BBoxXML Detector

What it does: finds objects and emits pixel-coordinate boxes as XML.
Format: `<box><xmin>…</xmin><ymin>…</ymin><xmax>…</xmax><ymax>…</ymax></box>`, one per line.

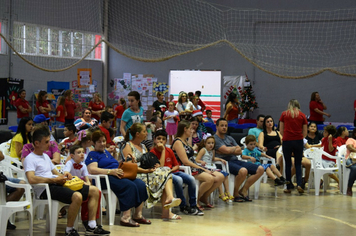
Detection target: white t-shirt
<box><xmin>176</xmin><ymin>101</ymin><xmax>193</xmax><ymax>113</ymax></box>
<box><xmin>164</xmin><ymin>110</ymin><xmax>179</xmax><ymax>123</ymax></box>
<box><xmin>24</xmin><ymin>152</ymin><xmax>57</xmax><ymax>197</ymax></box>
<box><xmin>64</xmin><ymin>159</ymin><xmax>89</xmax><ymax>179</ymax></box>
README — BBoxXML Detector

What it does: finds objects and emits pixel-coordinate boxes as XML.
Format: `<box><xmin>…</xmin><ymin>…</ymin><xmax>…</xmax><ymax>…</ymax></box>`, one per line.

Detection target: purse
<box><xmin>346</xmin><ymin>152</ymin><xmax>356</xmax><ymax>168</ymax></box>
<box><xmin>63</xmin><ymin>176</ymin><xmax>84</xmax><ymax>191</ymax></box>
<box><xmin>119</xmin><ymin>161</ymin><xmax>138</xmax><ymax>180</ymax></box>
<box><xmin>139</xmin><ymin>152</ymin><xmax>160</xmax><ymax>169</ymax></box>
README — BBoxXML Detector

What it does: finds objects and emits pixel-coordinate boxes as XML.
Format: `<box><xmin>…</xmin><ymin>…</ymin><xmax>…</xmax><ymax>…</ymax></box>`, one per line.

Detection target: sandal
<box><xmin>133</xmin><ymin>217</ymin><xmax>151</xmax><ymax>225</ymax></box>
<box><xmin>162</xmin><ymin>214</ymin><xmax>182</xmax><ymax>221</ymax></box>
<box><xmin>120</xmin><ymin>219</ymin><xmax>140</xmax><ymax>227</ymax></box>
<box><xmin>202</xmin><ymin>203</ymin><xmax>214</xmax><ymax>208</ymax></box>
<box><xmin>238</xmin><ymin>191</ymin><xmax>252</xmax><ymax>202</ymax></box>
<box><xmin>234</xmin><ymin>196</ymin><xmax>245</xmax><ymax>202</ymax></box>
<box><xmin>225</xmin><ymin>192</ymin><xmax>234</xmax><ymax>200</ymax></box>
<box><xmin>197</xmin><ymin>205</ymin><xmax>205</xmax><ymax>211</ymax></box>
<box><xmin>163</xmin><ymin>198</ymin><xmax>182</xmax><ymax>209</ymax></box>
<box><xmin>219</xmin><ymin>194</ymin><xmax>228</xmax><ymax>202</ymax></box>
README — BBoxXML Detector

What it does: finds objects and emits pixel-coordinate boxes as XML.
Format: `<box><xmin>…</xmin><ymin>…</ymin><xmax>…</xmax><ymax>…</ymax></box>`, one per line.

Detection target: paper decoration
<box><xmin>153</xmin><ymin>82</ymin><xmax>169</xmax><ymax>95</ymax></box>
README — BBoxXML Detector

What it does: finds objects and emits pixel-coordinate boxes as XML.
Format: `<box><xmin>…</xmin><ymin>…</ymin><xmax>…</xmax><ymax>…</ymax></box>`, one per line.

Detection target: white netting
<box><xmin>1</xmin><ymin>0</ymin><xmax>356</xmax><ymax>78</ymax></box>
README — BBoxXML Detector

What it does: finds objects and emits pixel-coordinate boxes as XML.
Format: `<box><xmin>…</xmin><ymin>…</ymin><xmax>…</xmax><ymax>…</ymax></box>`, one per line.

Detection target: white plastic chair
<box><xmin>304</xmin><ymin>148</ymin><xmax>341</xmax><ymax>196</ymax></box>
<box><xmin>337</xmin><ymin>145</ymin><xmax>348</xmax><ymax>195</ymax></box>
<box><xmin>0</xmin><ymin>181</ymin><xmax>33</xmax><ymax>236</ymax></box>
<box><xmin>240</xmin><ymin>137</ymin><xmax>246</xmax><ymax>148</ymax></box>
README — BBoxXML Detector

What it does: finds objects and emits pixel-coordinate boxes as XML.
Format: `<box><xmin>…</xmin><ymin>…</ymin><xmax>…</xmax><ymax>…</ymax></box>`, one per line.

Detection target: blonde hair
<box><xmin>286</xmin><ymin>99</ymin><xmax>300</xmax><ymax>118</ymax></box>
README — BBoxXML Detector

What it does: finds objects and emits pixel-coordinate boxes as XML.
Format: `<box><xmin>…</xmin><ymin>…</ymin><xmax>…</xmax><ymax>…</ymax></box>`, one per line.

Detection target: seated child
<box><xmin>75</xmin><ymin>129</ymin><xmax>94</xmax><ymax>161</ymax></box>
<box><xmin>321</xmin><ymin>125</ymin><xmax>339</xmax><ymax>184</ymax></box>
<box><xmin>60</xmin><ymin>123</ymin><xmax>77</xmax><ymax>155</ymax></box>
<box><xmin>205</xmin><ymin>110</ymin><xmax>214</xmax><ymax>124</ymax></box>
<box><xmin>63</xmin><ymin>145</ymin><xmax>109</xmax><ymax>234</ymax></box>
<box><xmin>195</xmin><ymin>135</ymin><xmax>234</xmax><ymax>203</ymax></box>
<box><xmin>242</xmin><ymin>135</ymin><xmax>286</xmax><ymax>186</ymax></box>
<box><xmin>151</xmin><ymin>129</ymin><xmax>201</xmax><ymax>217</ymax></box>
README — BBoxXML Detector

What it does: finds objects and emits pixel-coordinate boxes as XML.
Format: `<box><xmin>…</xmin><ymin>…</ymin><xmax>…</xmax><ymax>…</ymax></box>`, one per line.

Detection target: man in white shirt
<box><xmin>24</xmin><ymin>125</ymin><xmax>109</xmax><ymax>236</ymax></box>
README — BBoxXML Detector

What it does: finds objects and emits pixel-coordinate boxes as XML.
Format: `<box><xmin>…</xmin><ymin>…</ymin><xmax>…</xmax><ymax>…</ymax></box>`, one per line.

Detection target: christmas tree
<box><xmin>240</xmin><ymin>79</ymin><xmax>258</xmax><ymax>116</ymax></box>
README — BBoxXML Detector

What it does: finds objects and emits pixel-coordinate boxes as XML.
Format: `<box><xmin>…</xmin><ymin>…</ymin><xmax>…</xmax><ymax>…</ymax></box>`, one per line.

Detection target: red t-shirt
<box><xmin>64</xmin><ymin>137</ymin><xmax>77</xmax><ymax>150</ymax></box>
<box><xmin>89</xmin><ymin>101</ymin><xmax>105</xmax><ymax>121</ymax></box>
<box><xmin>99</xmin><ymin>125</ymin><xmax>115</xmax><ymax>146</ymax></box>
<box><xmin>227</xmin><ymin>104</ymin><xmax>239</xmax><ymax>121</ymax></box>
<box><xmin>15</xmin><ymin>98</ymin><xmax>30</xmax><ymax>118</ymax></box>
<box><xmin>36</xmin><ymin>100</ymin><xmax>50</xmax><ymax>118</ymax></box>
<box><xmin>279</xmin><ymin>110</ymin><xmax>308</xmax><ymax>141</ymax></box>
<box><xmin>115</xmin><ymin>105</ymin><xmax>125</xmax><ymax>119</ymax></box>
<box><xmin>56</xmin><ymin>105</ymin><xmax>65</xmax><ymax>123</ymax></box>
<box><xmin>336</xmin><ymin>136</ymin><xmax>348</xmax><ymax>147</ymax></box>
<box><xmin>65</xmin><ymin>99</ymin><xmax>76</xmax><ymax>120</ymax></box>
<box><xmin>309</xmin><ymin>101</ymin><xmax>324</xmax><ymax>122</ymax></box>
<box><xmin>150</xmin><ymin>146</ymin><xmax>179</xmax><ymax>172</ymax></box>
<box><xmin>321</xmin><ymin>137</ymin><xmax>337</xmax><ymax>162</ymax></box>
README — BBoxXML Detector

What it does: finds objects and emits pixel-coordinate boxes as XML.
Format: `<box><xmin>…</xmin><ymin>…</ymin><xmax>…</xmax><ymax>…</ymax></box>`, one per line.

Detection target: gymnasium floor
<box><xmin>5</xmin><ymin>181</ymin><xmax>356</xmax><ymax>236</ymax></box>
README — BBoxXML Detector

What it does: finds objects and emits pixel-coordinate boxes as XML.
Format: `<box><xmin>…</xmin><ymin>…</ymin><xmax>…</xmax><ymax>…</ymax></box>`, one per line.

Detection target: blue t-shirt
<box><xmin>242</xmin><ymin>147</ymin><xmax>262</xmax><ymax>164</ymax></box>
<box><xmin>121</xmin><ymin>107</ymin><xmax>144</xmax><ymax>131</ymax></box>
<box><xmin>85</xmin><ymin>150</ymin><xmax>119</xmax><ymax>169</ymax></box>
<box><xmin>206</xmin><ymin>117</ymin><xmax>214</xmax><ymax>124</ymax></box>
<box><xmin>248</xmin><ymin>127</ymin><xmax>263</xmax><ymax>141</ymax></box>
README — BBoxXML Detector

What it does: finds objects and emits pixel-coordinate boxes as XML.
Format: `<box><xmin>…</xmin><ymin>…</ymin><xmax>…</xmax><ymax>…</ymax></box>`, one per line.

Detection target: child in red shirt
<box><xmin>335</xmin><ymin>126</ymin><xmax>349</xmax><ymax>147</ymax></box>
<box><xmin>321</xmin><ymin>125</ymin><xmax>339</xmax><ymax>185</ymax></box>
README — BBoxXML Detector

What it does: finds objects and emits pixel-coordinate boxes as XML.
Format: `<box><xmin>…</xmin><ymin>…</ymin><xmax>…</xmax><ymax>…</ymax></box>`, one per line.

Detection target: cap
<box><xmin>33</xmin><ymin>114</ymin><xmax>50</xmax><ymax>123</ymax></box>
<box><xmin>192</xmin><ymin>110</ymin><xmax>203</xmax><ymax>117</ymax></box>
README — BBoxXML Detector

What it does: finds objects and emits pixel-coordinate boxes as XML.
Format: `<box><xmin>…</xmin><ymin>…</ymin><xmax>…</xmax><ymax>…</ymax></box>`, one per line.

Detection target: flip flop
<box><xmin>133</xmin><ymin>217</ymin><xmax>151</xmax><ymax>224</ymax></box>
<box><xmin>240</xmin><ymin>195</ymin><xmax>252</xmax><ymax>202</ymax></box>
<box><xmin>162</xmin><ymin>214</ymin><xmax>182</xmax><ymax>221</ymax></box>
<box><xmin>163</xmin><ymin>198</ymin><xmax>182</xmax><ymax>209</ymax></box>
<box><xmin>233</xmin><ymin>196</ymin><xmax>245</xmax><ymax>202</ymax></box>
<box><xmin>120</xmin><ymin>219</ymin><xmax>140</xmax><ymax>227</ymax></box>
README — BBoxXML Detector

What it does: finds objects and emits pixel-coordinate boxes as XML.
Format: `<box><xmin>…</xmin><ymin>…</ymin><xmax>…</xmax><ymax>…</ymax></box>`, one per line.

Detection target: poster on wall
<box><xmin>7</xmin><ymin>78</ymin><xmax>24</xmax><ymax>111</ymax></box>
<box><xmin>222</xmin><ymin>75</ymin><xmax>246</xmax><ymax>109</ymax></box>
<box><xmin>77</xmin><ymin>68</ymin><xmax>92</xmax><ymax>88</ymax></box>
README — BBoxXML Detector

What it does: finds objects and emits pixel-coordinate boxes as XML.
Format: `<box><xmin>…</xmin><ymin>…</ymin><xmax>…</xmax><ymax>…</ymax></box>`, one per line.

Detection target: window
<box><xmin>0</xmin><ymin>21</ymin><xmax>7</xmax><ymax>54</ymax></box>
<box><xmin>12</xmin><ymin>22</ymin><xmax>102</xmax><ymax>60</ymax></box>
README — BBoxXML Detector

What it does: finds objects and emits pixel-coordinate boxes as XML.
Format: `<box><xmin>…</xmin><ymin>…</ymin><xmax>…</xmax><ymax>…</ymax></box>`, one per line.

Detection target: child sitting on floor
<box><xmin>242</xmin><ymin>135</ymin><xmax>286</xmax><ymax>186</ymax></box>
<box><xmin>196</xmin><ymin>134</ymin><xmax>234</xmax><ymax>203</ymax></box>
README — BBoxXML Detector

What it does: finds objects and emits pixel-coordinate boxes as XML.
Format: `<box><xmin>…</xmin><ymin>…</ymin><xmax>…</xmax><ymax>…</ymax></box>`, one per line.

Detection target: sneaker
<box><xmin>192</xmin><ymin>206</ymin><xmax>204</xmax><ymax>216</ymax></box>
<box><xmin>274</xmin><ymin>178</ymin><xmax>284</xmax><ymax>186</ymax></box>
<box><xmin>85</xmin><ymin>225</ymin><xmax>111</xmax><ymax>235</ymax></box>
<box><xmin>65</xmin><ymin>228</ymin><xmax>80</xmax><ymax>236</ymax></box>
<box><xmin>180</xmin><ymin>205</ymin><xmax>198</xmax><ymax>215</ymax></box>
<box><xmin>279</xmin><ymin>176</ymin><xmax>287</xmax><ymax>184</ymax></box>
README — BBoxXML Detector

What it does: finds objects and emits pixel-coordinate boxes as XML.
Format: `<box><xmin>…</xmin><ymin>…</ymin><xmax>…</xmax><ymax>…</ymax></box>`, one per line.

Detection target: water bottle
<box><xmin>0</xmin><ymin>171</ymin><xmax>7</xmax><ymax>205</ymax></box>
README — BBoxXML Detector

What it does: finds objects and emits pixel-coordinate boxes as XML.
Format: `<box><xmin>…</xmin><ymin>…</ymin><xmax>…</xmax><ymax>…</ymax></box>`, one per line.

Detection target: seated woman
<box><xmin>21</xmin><ymin>124</ymin><xmax>61</xmax><ymax>165</ymax></box>
<box><xmin>258</xmin><ymin>115</ymin><xmax>283</xmax><ymax>169</ymax></box>
<box><xmin>305</xmin><ymin>122</ymin><xmax>323</xmax><ymax>147</ymax></box>
<box><xmin>190</xmin><ymin>117</ymin><xmax>203</xmax><ymax>149</ymax></box>
<box><xmin>74</xmin><ymin>108</ymin><xmax>98</xmax><ymax>131</ymax></box>
<box><xmin>10</xmin><ymin>117</ymin><xmax>33</xmax><ymax>160</ymax></box>
<box><xmin>122</xmin><ymin>123</ymin><xmax>182</xmax><ymax>219</ymax></box>
<box><xmin>86</xmin><ymin>130</ymin><xmax>149</xmax><ymax>227</ymax></box>
<box><xmin>172</xmin><ymin>120</ymin><xmax>224</xmax><ymax>212</ymax></box>
<box><xmin>345</xmin><ymin>128</ymin><xmax>356</xmax><ymax>196</ymax></box>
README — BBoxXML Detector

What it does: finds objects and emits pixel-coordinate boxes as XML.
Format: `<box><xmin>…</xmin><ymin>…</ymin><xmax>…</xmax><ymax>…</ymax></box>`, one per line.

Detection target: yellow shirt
<box><xmin>10</xmin><ymin>133</ymin><xmax>30</xmax><ymax>160</ymax></box>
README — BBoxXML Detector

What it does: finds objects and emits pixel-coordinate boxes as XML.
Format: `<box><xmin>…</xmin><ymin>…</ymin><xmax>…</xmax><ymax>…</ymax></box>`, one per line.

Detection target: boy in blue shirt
<box><xmin>205</xmin><ymin>110</ymin><xmax>214</xmax><ymax>124</ymax></box>
<box><xmin>242</xmin><ymin>135</ymin><xmax>286</xmax><ymax>186</ymax></box>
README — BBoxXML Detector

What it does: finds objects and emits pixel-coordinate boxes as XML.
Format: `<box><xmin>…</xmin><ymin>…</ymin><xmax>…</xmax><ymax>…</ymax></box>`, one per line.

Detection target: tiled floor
<box><xmin>5</xmin><ymin>182</ymin><xmax>356</xmax><ymax>236</ymax></box>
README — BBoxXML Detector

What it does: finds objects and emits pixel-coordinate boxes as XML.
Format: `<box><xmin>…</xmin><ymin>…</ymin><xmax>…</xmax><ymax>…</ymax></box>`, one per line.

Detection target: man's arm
<box><xmin>26</xmin><ymin>171</ymin><xmax>66</xmax><ymax>185</ymax></box>
<box><xmin>217</xmin><ymin>145</ymin><xmax>242</xmax><ymax>156</ymax></box>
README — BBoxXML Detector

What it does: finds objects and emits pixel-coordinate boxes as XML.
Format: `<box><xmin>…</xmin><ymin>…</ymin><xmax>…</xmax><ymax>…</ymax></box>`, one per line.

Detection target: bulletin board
<box><xmin>109</xmin><ymin>73</ymin><xmax>169</xmax><ymax>121</ymax></box>
<box><xmin>77</xmin><ymin>68</ymin><xmax>92</xmax><ymax>88</ymax></box>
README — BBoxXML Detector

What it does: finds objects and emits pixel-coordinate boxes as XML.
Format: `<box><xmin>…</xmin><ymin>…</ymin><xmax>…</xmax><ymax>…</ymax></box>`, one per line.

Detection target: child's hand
<box><xmin>200</xmin><ymin>161</ymin><xmax>207</xmax><ymax>166</ymax></box>
<box><xmin>221</xmin><ymin>160</ymin><xmax>227</xmax><ymax>165</ymax></box>
<box><xmin>266</xmin><ymin>155</ymin><xmax>272</xmax><ymax>159</ymax></box>
<box><xmin>328</xmin><ymin>134</ymin><xmax>333</xmax><ymax>141</ymax></box>
<box><xmin>107</xmin><ymin>145</ymin><xmax>116</xmax><ymax>153</ymax></box>
<box><xmin>250</xmin><ymin>157</ymin><xmax>256</xmax><ymax>163</ymax></box>
<box><xmin>156</xmin><ymin>143</ymin><xmax>165</xmax><ymax>151</ymax></box>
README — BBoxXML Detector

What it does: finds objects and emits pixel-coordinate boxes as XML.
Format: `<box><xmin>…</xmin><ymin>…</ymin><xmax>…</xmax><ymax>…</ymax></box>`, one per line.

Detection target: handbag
<box><xmin>119</xmin><ymin>161</ymin><xmax>138</xmax><ymax>180</ymax></box>
<box><xmin>346</xmin><ymin>152</ymin><xmax>356</xmax><ymax>168</ymax></box>
<box><xmin>63</xmin><ymin>176</ymin><xmax>84</xmax><ymax>191</ymax></box>
<box><xmin>139</xmin><ymin>152</ymin><xmax>160</xmax><ymax>169</ymax></box>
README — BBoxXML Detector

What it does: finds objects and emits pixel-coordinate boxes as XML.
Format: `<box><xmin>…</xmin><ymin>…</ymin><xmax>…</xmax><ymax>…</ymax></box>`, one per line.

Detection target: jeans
<box><xmin>228</xmin><ymin>118</ymin><xmax>239</xmax><ymax>124</ymax></box>
<box><xmin>283</xmin><ymin>139</ymin><xmax>304</xmax><ymax>188</ymax></box>
<box><xmin>348</xmin><ymin>165</ymin><xmax>356</xmax><ymax>188</ymax></box>
<box><xmin>172</xmin><ymin>172</ymin><xmax>196</xmax><ymax>207</ymax></box>
<box><xmin>116</xmin><ymin>119</ymin><xmax>121</xmax><ymax>136</ymax></box>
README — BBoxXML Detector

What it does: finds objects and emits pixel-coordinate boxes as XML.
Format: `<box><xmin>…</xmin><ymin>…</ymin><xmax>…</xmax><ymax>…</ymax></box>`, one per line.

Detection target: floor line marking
<box><xmin>313</xmin><ymin>213</ymin><xmax>356</xmax><ymax>229</ymax></box>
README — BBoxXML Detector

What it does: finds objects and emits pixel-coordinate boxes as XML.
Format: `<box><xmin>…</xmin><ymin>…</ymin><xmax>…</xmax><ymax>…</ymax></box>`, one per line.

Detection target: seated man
<box><xmin>0</xmin><ymin>151</ymin><xmax>26</xmax><ymax>230</ymax></box>
<box><xmin>247</xmin><ymin>114</ymin><xmax>265</xmax><ymax>146</ymax></box>
<box><xmin>214</xmin><ymin>118</ymin><xmax>264</xmax><ymax>202</ymax></box>
<box><xmin>23</xmin><ymin>125</ymin><xmax>109</xmax><ymax>236</ymax></box>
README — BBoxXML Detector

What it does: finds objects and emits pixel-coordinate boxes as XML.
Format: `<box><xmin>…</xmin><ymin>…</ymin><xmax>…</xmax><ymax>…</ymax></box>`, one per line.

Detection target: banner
<box><xmin>7</xmin><ymin>78</ymin><xmax>24</xmax><ymax>111</ymax></box>
<box><xmin>222</xmin><ymin>75</ymin><xmax>246</xmax><ymax>109</ymax></box>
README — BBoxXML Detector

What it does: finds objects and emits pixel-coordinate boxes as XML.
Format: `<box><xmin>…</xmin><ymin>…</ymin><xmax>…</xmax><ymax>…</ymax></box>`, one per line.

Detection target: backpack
<box><xmin>139</xmin><ymin>152</ymin><xmax>160</xmax><ymax>169</ymax></box>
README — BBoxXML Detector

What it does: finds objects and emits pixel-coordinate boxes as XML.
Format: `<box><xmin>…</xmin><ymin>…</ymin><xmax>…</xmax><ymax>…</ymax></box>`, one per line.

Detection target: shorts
<box><xmin>40</xmin><ymin>184</ymin><xmax>89</xmax><ymax>204</ymax></box>
<box><xmin>322</xmin><ymin>159</ymin><xmax>337</xmax><ymax>168</ymax></box>
<box><xmin>228</xmin><ymin>159</ymin><xmax>259</xmax><ymax>176</ymax></box>
<box><xmin>261</xmin><ymin>163</ymin><xmax>272</xmax><ymax>171</ymax></box>
<box><xmin>6</xmin><ymin>177</ymin><xmax>21</xmax><ymax>194</ymax></box>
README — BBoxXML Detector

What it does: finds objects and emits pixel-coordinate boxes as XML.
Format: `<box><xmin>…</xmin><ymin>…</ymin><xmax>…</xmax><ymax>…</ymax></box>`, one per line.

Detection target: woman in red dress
<box><xmin>36</xmin><ymin>90</ymin><xmax>51</xmax><ymax>118</ymax></box>
<box><xmin>309</xmin><ymin>92</ymin><xmax>330</xmax><ymax>125</ymax></box>
<box><xmin>15</xmin><ymin>89</ymin><xmax>32</xmax><ymax>124</ymax></box>
<box><xmin>89</xmin><ymin>93</ymin><xmax>105</xmax><ymax>122</ymax></box>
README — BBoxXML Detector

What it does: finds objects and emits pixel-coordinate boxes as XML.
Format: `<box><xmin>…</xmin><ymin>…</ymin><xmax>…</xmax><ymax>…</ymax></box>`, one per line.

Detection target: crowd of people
<box><xmin>2</xmin><ymin>89</ymin><xmax>356</xmax><ymax>236</ymax></box>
